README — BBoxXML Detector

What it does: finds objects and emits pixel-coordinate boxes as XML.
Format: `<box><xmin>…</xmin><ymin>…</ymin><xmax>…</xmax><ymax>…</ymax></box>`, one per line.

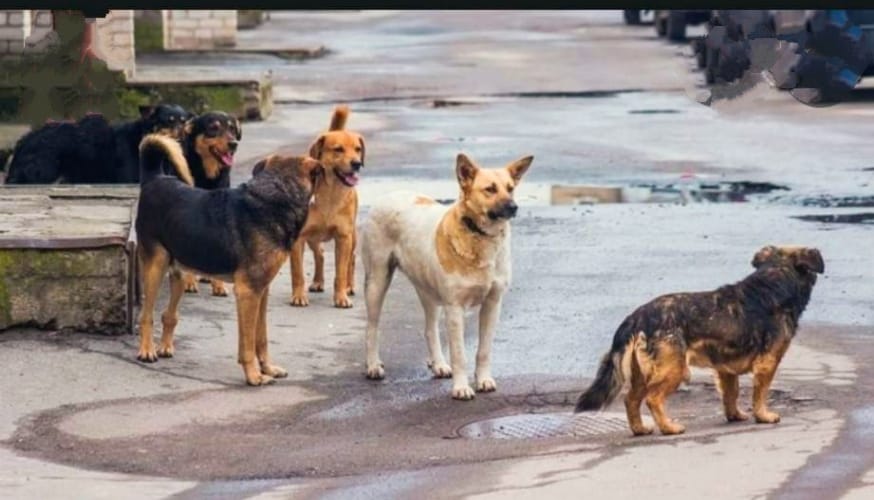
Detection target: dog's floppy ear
<box><xmin>795</xmin><ymin>248</ymin><xmax>825</xmax><ymax>274</ymax></box>
<box><xmin>309</xmin><ymin>135</ymin><xmax>326</xmax><ymax>160</ymax></box>
<box><xmin>138</xmin><ymin>105</ymin><xmax>156</xmax><ymax>119</ymax></box>
<box><xmin>506</xmin><ymin>155</ymin><xmax>534</xmax><ymax>183</ymax></box>
<box><xmin>456</xmin><ymin>153</ymin><xmax>478</xmax><ymax>191</ymax></box>
<box><xmin>358</xmin><ymin>135</ymin><xmax>366</xmax><ymax>164</ymax></box>
<box><xmin>752</xmin><ymin>245</ymin><xmax>778</xmax><ymax>268</ymax></box>
<box><xmin>183</xmin><ymin>118</ymin><xmax>194</xmax><ymax>137</ymax></box>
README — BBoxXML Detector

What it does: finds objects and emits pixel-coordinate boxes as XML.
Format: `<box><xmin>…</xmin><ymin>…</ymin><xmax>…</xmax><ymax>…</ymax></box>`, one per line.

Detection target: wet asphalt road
<box><xmin>4</xmin><ymin>10</ymin><xmax>874</xmax><ymax>499</ymax></box>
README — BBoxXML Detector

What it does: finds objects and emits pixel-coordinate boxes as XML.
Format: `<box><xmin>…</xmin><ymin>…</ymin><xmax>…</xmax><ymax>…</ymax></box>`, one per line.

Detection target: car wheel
<box><xmin>624</xmin><ymin>10</ymin><xmax>642</xmax><ymax>25</ymax></box>
<box><xmin>667</xmin><ymin>11</ymin><xmax>687</xmax><ymax>41</ymax></box>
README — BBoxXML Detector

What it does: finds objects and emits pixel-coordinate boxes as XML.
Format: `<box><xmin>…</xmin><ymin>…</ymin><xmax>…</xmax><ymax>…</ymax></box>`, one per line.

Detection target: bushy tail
<box><xmin>329</xmin><ymin>104</ymin><xmax>350</xmax><ymax>131</ymax></box>
<box><xmin>138</xmin><ymin>134</ymin><xmax>193</xmax><ymax>186</ymax></box>
<box><xmin>574</xmin><ymin>322</ymin><xmax>638</xmax><ymax>413</ymax></box>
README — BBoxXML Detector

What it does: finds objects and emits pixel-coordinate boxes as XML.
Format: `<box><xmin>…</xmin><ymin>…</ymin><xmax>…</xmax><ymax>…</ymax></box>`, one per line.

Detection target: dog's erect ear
<box><xmin>752</xmin><ymin>245</ymin><xmax>778</xmax><ymax>268</ymax></box>
<box><xmin>139</xmin><ymin>105</ymin><xmax>156</xmax><ymax>120</ymax></box>
<box><xmin>309</xmin><ymin>135</ymin><xmax>326</xmax><ymax>160</ymax></box>
<box><xmin>506</xmin><ymin>155</ymin><xmax>534</xmax><ymax>183</ymax></box>
<box><xmin>252</xmin><ymin>158</ymin><xmax>268</xmax><ymax>176</ymax></box>
<box><xmin>795</xmin><ymin>248</ymin><xmax>825</xmax><ymax>274</ymax></box>
<box><xmin>358</xmin><ymin>135</ymin><xmax>366</xmax><ymax>164</ymax></box>
<box><xmin>456</xmin><ymin>153</ymin><xmax>478</xmax><ymax>190</ymax></box>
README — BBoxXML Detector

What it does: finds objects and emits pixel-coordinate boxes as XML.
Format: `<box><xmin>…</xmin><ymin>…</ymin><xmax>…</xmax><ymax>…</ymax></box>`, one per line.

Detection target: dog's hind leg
<box><xmin>416</xmin><ymin>289</ymin><xmax>449</xmax><ymax>378</ymax></box>
<box><xmin>157</xmin><ymin>268</ymin><xmax>185</xmax><ymax>358</ymax></box>
<box><xmin>307</xmin><ymin>240</ymin><xmax>325</xmax><ymax>293</ymax></box>
<box><xmin>643</xmin><ymin>332</ymin><xmax>687</xmax><ymax>435</ymax></box>
<box><xmin>716</xmin><ymin>371</ymin><xmax>749</xmax><ymax>422</ymax></box>
<box><xmin>210</xmin><ymin>279</ymin><xmax>228</xmax><ymax>297</ymax></box>
<box><xmin>626</xmin><ymin>344</ymin><xmax>654</xmax><ymax>436</ymax></box>
<box><xmin>137</xmin><ymin>247</ymin><xmax>170</xmax><ymax>363</ymax></box>
<box><xmin>290</xmin><ymin>238</ymin><xmax>309</xmax><ymax>307</ymax></box>
<box><xmin>363</xmin><ymin>252</ymin><xmax>395</xmax><ymax>380</ymax></box>
<box><xmin>235</xmin><ymin>280</ymin><xmax>274</xmax><ymax>386</ymax></box>
<box><xmin>256</xmin><ymin>288</ymin><xmax>287</xmax><ymax>379</ymax></box>
<box><xmin>183</xmin><ymin>272</ymin><xmax>199</xmax><ymax>293</ymax></box>
<box><xmin>475</xmin><ymin>288</ymin><xmax>503</xmax><ymax>393</ymax></box>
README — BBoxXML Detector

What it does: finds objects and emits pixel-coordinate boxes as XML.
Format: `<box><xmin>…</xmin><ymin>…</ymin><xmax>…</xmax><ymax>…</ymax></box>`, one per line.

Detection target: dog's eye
<box><xmin>507</xmin><ymin>184</ymin><xmax>514</xmax><ymax>193</ymax></box>
<box><xmin>354</xmin><ymin>146</ymin><xmax>362</xmax><ymax>153</ymax></box>
<box><xmin>333</xmin><ymin>146</ymin><xmax>344</xmax><ymax>153</ymax></box>
<box><xmin>484</xmin><ymin>184</ymin><xmax>497</xmax><ymax>195</ymax></box>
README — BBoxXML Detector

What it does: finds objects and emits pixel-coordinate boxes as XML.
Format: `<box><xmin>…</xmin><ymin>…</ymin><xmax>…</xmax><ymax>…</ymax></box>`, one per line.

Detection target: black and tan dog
<box><xmin>575</xmin><ymin>245</ymin><xmax>824</xmax><ymax>436</ymax></box>
<box><xmin>176</xmin><ymin>111</ymin><xmax>242</xmax><ymax>297</ymax></box>
<box><xmin>135</xmin><ymin>134</ymin><xmax>321</xmax><ymax>386</ymax></box>
<box><xmin>4</xmin><ymin>104</ymin><xmax>191</xmax><ymax>185</ymax></box>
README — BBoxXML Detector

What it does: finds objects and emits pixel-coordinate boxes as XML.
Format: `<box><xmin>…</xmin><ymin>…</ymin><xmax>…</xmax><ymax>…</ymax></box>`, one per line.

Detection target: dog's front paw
<box><xmin>246</xmin><ymin>374</ymin><xmax>276</xmax><ymax>386</ymax></box>
<box><xmin>308</xmin><ymin>282</ymin><xmax>325</xmax><ymax>293</ymax></box>
<box><xmin>428</xmin><ymin>361</ymin><xmax>452</xmax><ymax>378</ymax></box>
<box><xmin>726</xmin><ymin>410</ymin><xmax>750</xmax><ymax>422</ymax></box>
<box><xmin>754</xmin><ymin>410</ymin><xmax>781</xmax><ymax>424</ymax></box>
<box><xmin>451</xmin><ymin>385</ymin><xmax>476</xmax><ymax>400</ymax></box>
<box><xmin>630</xmin><ymin>425</ymin><xmax>654</xmax><ymax>437</ymax></box>
<box><xmin>156</xmin><ymin>344</ymin><xmax>175</xmax><ymax>358</ymax></box>
<box><xmin>211</xmin><ymin>281</ymin><xmax>228</xmax><ymax>297</ymax></box>
<box><xmin>290</xmin><ymin>293</ymin><xmax>309</xmax><ymax>307</ymax></box>
<box><xmin>476</xmin><ymin>376</ymin><xmax>497</xmax><ymax>393</ymax></box>
<box><xmin>334</xmin><ymin>294</ymin><xmax>353</xmax><ymax>308</ymax></box>
<box><xmin>183</xmin><ymin>278</ymin><xmax>199</xmax><ymax>294</ymax></box>
<box><xmin>136</xmin><ymin>348</ymin><xmax>158</xmax><ymax>363</ymax></box>
<box><xmin>365</xmin><ymin>362</ymin><xmax>385</xmax><ymax>380</ymax></box>
<box><xmin>658</xmin><ymin>422</ymin><xmax>686</xmax><ymax>435</ymax></box>
<box><xmin>261</xmin><ymin>363</ymin><xmax>288</xmax><ymax>378</ymax></box>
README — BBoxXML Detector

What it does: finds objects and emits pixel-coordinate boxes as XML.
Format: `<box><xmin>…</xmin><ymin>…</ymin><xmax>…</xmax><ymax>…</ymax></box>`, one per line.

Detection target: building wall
<box><xmin>0</xmin><ymin>10</ymin><xmax>31</xmax><ymax>55</ymax></box>
<box><xmin>93</xmin><ymin>10</ymin><xmax>135</xmax><ymax>77</ymax></box>
<box><xmin>162</xmin><ymin>10</ymin><xmax>237</xmax><ymax>50</ymax></box>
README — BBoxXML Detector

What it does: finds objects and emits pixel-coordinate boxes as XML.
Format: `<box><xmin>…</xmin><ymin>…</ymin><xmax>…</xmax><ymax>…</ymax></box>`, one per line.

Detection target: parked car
<box><xmin>654</xmin><ymin>10</ymin><xmax>712</xmax><ymax>41</ymax></box>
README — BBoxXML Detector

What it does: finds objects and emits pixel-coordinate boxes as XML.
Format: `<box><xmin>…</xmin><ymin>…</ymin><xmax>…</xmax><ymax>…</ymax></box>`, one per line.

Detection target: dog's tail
<box><xmin>329</xmin><ymin>104</ymin><xmax>350</xmax><ymax>131</ymax></box>
<box><xmin>139</xmin><ymin>133</ymin><xmax>193</xmax><ymax>186</ymax></box>
<box><xmin>574</xmin><ymin>319</ymin><xmax>641</xmax><ymax>413</ymax></box>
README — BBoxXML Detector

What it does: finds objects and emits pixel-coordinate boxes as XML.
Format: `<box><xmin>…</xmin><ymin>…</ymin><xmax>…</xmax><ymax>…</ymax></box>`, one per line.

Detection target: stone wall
<box><xmin>93</xmin><ymin>10</ymin><xmax>135</xmax><ymax>77</ymax></box>
<box><xmin>0</xmin><ymin>10</ymin><xmax>31</xmax><ymax>55</ymax></box>
<box><xmin>162</xmin><ymin>10</ymin><xmax>237</xmax><ymax>50</ymax></box>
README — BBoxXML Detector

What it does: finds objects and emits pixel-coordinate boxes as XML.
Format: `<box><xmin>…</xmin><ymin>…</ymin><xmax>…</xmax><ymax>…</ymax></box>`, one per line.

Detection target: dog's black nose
<box><xmin>351</xmin><ymin>161</ymin><xmax>363</xmax><ymax>172</ymax></box>
<box><xmin>229</xmin><ymin>140</ymin><xmax>238</xmax><ymax>153</ymax></box>
<box><xmin>505</xmin><ymin>201</ymin><xmax>518</xmax><ymax>217</ymax></box>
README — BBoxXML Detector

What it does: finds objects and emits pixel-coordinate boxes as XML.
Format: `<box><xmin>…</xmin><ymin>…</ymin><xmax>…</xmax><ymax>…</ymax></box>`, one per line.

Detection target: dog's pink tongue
<box><xmin>221</xmin><ymin>152</ymin><xmax>234</xmax><ymax>167</ymax></box>
<box><xmin>345</xmin><ymin>173</ymin><xmax>359</xmax><ymax>186</ymax></box>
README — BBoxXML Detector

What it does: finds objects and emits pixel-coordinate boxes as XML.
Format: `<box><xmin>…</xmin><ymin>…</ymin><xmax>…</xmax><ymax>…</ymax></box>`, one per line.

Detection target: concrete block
<box><xmin>0</xmin><ymin>187</ymin><xmax>140</xmax><ymax>335</ymax></box>
<box><xmin>0</xmin><ymin>12</ymin><xmax>8</xmax><ymax>25</ymax></box>
<box><xmin>199</xmin><ymin>18</ymin><xmax>222</xmax><ymax>28</ymax></box>
<box><xmin>8</xmin><ymin>12</ymin><xmax>24</xmax><ymax>27</ymax></box>
<box><xmin>0</xmin><ymin>26</ymin><xmax>25</xmax><ymax>40</ymax></box>
<box><xmin>551</xmin><ymin>185</ymin><xmax>623</xmax><ymax>205</ymax></box>
<box><xmin>35</xmin><ymin>11</ymin><xmax>52</xmax><ymax>26</ymax></box>
<box><xmin>193</xmin><ymin>28</ymin><xmax>212</xmax><ymax>39</ymax></box>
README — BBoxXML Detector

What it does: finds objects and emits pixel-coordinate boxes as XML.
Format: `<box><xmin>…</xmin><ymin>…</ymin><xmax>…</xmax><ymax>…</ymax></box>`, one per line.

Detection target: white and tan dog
<box><xmin>360</xmin><ymin>153</ymin><xmax>533</xmax><ymax>400</ymax></box>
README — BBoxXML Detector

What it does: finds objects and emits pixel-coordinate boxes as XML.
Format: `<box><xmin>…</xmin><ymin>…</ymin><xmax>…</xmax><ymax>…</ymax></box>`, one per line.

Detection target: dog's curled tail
<box><xmin>329</xmin><ymin>104</ymin><xmax>350</xmax><ymax>131</ymax></box>
<box><xmin>574</xmin><ymin>321</ymin><xmax>640</xmax><ymax>413</ymax></box>
<box><xmin>139</xmin><ymin>133</ymin><xmax>193</xmax><ymax>186</ymax></box>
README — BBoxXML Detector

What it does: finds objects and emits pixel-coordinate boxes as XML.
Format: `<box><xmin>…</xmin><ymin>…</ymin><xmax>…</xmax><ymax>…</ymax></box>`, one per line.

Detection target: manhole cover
<box><xmin>457</xmin><ymin>412</ymin><xmax>639</xmax><ymax>440</ymax></box>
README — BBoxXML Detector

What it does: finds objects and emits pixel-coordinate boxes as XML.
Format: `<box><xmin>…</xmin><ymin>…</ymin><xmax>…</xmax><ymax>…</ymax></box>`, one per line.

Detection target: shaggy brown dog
<box><xmin>575</xmin><ymin>246</ymin><xmax>824</xmax><ymax>436</ymax></box>
<box><xmin>289</xmin><ymin>105</ymin><xmax>364</xmax><ymax>308</ymax></box>
<box><xmin>135</xmin><ymin>134</ymin><xmax>321</xmax><ymax>386</ymax></box>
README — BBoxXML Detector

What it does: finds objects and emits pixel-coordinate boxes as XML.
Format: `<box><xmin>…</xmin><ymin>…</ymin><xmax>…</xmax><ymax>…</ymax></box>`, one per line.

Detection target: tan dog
<box><xmin>360</xmin><ymin>153</ymin><xmax>533</xmax><ymax>400</ymax></box>
<box><xmin>290</xmin><ymin>105</ymin><xmax>364</xmax><ymax>308</ymax></box>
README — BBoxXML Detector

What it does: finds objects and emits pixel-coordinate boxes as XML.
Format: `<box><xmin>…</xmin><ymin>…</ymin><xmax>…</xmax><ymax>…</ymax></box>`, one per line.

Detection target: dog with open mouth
<box><xmin>289</xmin><ymin>105</ymin><xmax>365</xmax><ymax>309</ymax></box>
<box><xmin>360</xmin><ymin>153</ymin><xmax>533</xmax><ymax>400</ymax></box>
<box><xmin>179</xmin><ymin>111</ymin><xmax>242</xmax><ymax>297</ymax></box>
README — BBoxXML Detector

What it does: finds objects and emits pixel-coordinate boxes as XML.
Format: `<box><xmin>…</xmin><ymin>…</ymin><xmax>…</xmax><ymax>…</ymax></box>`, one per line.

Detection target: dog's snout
<box><xmin>229</xmin><ymin>140</ymin><xmax>239</xmax><ymax>153</ymax></box>
<box><xmin>351</xmin><ymin>160</ymin><xmax>363</xmax><ymax>172</ymax></box>
<box><xmin>505</xmin><ymin>201</ymin><xmax>518</xmax><ymax>217</ymax></box>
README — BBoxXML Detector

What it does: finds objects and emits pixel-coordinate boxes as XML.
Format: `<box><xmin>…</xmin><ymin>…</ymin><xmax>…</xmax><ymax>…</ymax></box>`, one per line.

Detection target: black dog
<box><xmin>135</xmin><ymin>134</ymin><xmax>322</xmax><ymax>386</ymax></box>
<box><xmin>4</xmin><ymin>104</ymin><xmax>191</xmax><ymax>185</ymax></box>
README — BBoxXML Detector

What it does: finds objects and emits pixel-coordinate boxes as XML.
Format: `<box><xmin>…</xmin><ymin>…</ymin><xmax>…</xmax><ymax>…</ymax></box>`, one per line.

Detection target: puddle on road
<box><xmin>551</xmin><ymin>181</ymin><xmax>790</xmax><ymax>205</ymax></box>
<box><xmin>772</xmin><ymin>194</ymin><xmax>874</xmax><ymax>208</ymax></box>
<box><xmin>794</xmin><ymin>213</ymin><xmax>874</xmax><ymax>225</ymax></box>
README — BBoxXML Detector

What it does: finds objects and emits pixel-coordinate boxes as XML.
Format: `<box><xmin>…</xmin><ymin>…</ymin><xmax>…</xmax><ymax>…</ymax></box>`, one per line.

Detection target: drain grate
<box><xmin>457</xmin><ymin>412</ymin><xmax>637</xmax><ymax>440</ymax></box>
